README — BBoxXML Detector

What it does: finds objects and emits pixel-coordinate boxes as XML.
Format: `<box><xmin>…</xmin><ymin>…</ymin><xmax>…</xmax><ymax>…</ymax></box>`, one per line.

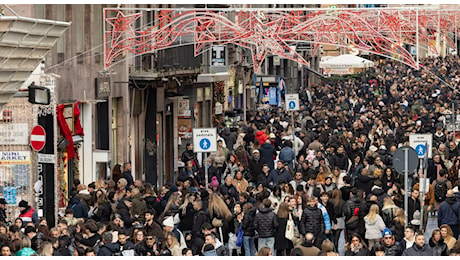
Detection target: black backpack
<box><xmin>434</xmin><ymin>180</ymin><xmax>448</xmax><ymax>202</ymax></box>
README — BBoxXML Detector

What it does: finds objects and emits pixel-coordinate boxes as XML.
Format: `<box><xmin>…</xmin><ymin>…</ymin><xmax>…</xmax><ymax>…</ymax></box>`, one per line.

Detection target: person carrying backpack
<box><xmin>433</xmin><ymin>169</ymin><xmax>452</xmax><ymax>211</ymax></box>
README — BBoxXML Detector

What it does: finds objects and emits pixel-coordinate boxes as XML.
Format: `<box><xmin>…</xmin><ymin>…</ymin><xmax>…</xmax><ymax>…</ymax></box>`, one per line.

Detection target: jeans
<box><xmin>258</xmin><ymin>237</ymin><xmax>275</xmax><ymax>256</ymax></box>
<box><xmin>243</xmin><ymin>236</ymin><xmax>256</xmax><ymax>256</ymax></box>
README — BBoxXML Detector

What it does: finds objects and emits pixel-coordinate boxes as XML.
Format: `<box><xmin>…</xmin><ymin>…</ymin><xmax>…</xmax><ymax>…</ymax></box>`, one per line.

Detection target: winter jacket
<box><xmin>248</xmin><ymin>156</ymin><xmax>267</xmax><ymax>183</ymax></box>
<box><xmin>299</xmin><ymin>204</ymin><xmax>324</xmax><ymax>236</ymax></box>
<box><xmin>372</xmin><ymin>240</ymin><xmax>402</xmax><ymax>256</ymax></box>
<box><xmin>221</xmin><ymin>128</ymin><xmax>237</xmax><ymax>149</ymax></box>
<box><xmin>291</xmin><ymin>241</ymin><xmax>321</xmax><ymax>256</ymax></box>
<box><xmin>192</xmin><ymin>208</ymin><xmax>211</xmax><ymax>239</ymax></box>
<box><xmin>267</xmin><ymin>168</ymin><xmax>292</xmax><ymax>188</ymax></box>
<box><xmin>122</xmin><ymin>170</ymin><xmax>134</xmax><ymax>187</ymax></box>
<box><xmin>254</xmin><ymin>206</ymin><xmax>278</xmax><ymax>238</ymax></box>
<box><xmin>92</xmin><ymin>201</ymin><xmax>112</xmax><ymax>224</ymax></box>
<box><xmin>382</xmin><ymin>205</ymin><xmax>399</xmax><ymax>227</ymax></box>
<box><xmin>77</xmin><ymin>189</ymin><xmax>92</xmax><ymax>210</ymax></box>
<box><xmin>370</xmin><ymin>185</ymin><xmax>388</xmax><ymax>209</ymax></box>
<box><xmin>255</xmin><ymin>131</ymin><xmax>268</xmax><ymax>146</ymax></box>
<box><xmin>429</xmin><ymin>238</ymin><xmax>448</xmax><ymax>256</ymax></box>
<box><xmin>438</xmin><ymin>197</ymin><xmax>460</xmax><ymax>227</ymax></box>
<box><xmin>241</xmin><ymin>207</ymin><xmax>257</xmax><ymax>236</ymax></box>
<box><xmin>329</xmin><ymin>153</ymin><xmax>349</xmax><ymax>171</ymax></box>
<box><xmin>178</xmin><ymin>202</ymin><xmax>195</xmax><ymax>232</ymax></box>
<box><xmin>67</xmin><ymin>196</ymin><xmax>88</xmax><ymax>219</ymax></box>
<box><xmin>364</xmin><ymin>214</ymin><xmax>386</xmax><ymax>240</ymax></box>
<box><xmin>131</xmin><ymin>193</ymin><xmax>146</xmax><ymax>217</ymax></box>
<box><xmin>354</xmin><ymin>174</ymin><xmax>374</xmax><ymax>196</ymax></box>
<box><xmin>116</xmin><ymin>200</ymin><xmax>135</xmax><ymax>227</ymax></box>
<box><xmin>318</xmin><ymin>203</ymin><xmax>331</xmax><ymax>232</ymax></box>
<box><xmin>19</xmin><ymin>206</ymin><xmax>38</xmax><ymax>225</ymax></box>
<box><xmin>279</xmin><ymin>146</ymin><xmax>295</xmax><ymax>169</ymax></box>
<box><xmin>15</xmin><ymin>247</ymin><xmax>38</xmax><ymax>256</ymax></box>
<box><xmin>219</xmin><ymin>183</ymin><xmax>239</xmax><ymax>202</ymax></box>
<box><xmin>259</xmin><ymin>142</ymin><xmax>277</xmax><ymax>170</ymax></box>
<box><xmin>97</xmin><ymin>242</ymin><xmax>120</xmax><ymax>256</ymax></box>
<box><xmin>402</xmin><ymin>244</ymin><xmax>434</xmax><ymax>256</ymax></box>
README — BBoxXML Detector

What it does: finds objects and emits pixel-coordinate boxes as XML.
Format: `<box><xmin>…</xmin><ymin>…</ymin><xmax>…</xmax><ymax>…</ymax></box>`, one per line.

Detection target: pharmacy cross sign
<box><xmin>30</xmin><ymin>125</ymin><xmax>46</xmax><ymax>151</ymax></box>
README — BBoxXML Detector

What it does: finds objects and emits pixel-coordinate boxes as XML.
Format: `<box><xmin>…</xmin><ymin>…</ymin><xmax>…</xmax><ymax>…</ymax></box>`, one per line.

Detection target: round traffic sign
<box><xmin>30</xmin><ymin>125</ymin><xmax>46</xmax><ymax>151</ymax></box>
<box><xmin>393</xmin><ymin>146</ymin><xmax>418</xmax><ymax>176</ymax></box>
<box><xmin>415</xmin><ymin>144</ymin><xmax>426</xmax><ymax>157</ymax></box>
<box><xmin>199</xmin><ymin>138</ymin><xmax>211</xmax><ymax>150</ymax></box>
<box><xmin>289</xmin><ymin>101</ymin><xmax>296</xmax><ymax>109</ymax></box>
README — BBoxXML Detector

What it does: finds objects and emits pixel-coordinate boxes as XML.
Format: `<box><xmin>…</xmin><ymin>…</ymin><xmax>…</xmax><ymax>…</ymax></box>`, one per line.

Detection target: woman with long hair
<box><xmin>91</xmin><ymin>192</ymin><xmax>112</xmax><ymax>224</ymax></box>
<box><xmin>364</xmin><ymin>204</ymin><xmax>386</xmax><ymax>248</ymax></box>
<box><xmin>111</xmin><ymin>164</ymin><xmax>123</xmax><ymax>184</ymax></box>
<box><xmin>344</xmin><ymin>233</ymin><xmax>369</xmax><ymax>256</ymax></box>
<box><xmin>37</xmin><ymin>241</ymin><xmax>53</xmax><ymax>256</ymax></box>
<box><xmin>232</xmin><ymin>170</ymin><xmax>249</xmax><ymax>194</ymax></box>
<box><xmin>281</xmin><ymin>183</ymin><xmax>295</xmax><ymax>202</ymax></box>
<box><xmin>381</xmin><ymin>167</ymin><xmax>398</xmax><ymax>193</ymax></box>
<box><xmin>331</xmin><ymin>189</ymin><xmax>346</xmax><ymax>251</ymax></box>
<box><xmin>159</xmin><ymin>192</ymin><xmax>181</xmax><ymax>223</ymax></box>
<box><xmin>165</xmin><ymin>231</ymin><xmax>182</xmax><ymax>256</ymax></box>
<box><xmin>274</xmin><ymin>202</ymin><xmax>294</xmax><ymax>256</ymax></box>
<box><xmin>268</xmin><ymin>185</ymin><xmax>283</xmax><ymax>213</ymax></box>
<box><xmin>429</xmin><ymin>229</ymin><xmax>448</xmax><ymax>256</ymax></box>
<box><xmin>448</xmin><ymin>157</ymin><xmax>460</xmax><ymax>186</ymax></box>
<box><xmin>390</xmin><ymin>207</ymin><xmax>405</xmax><ymax>242</ymax></box>
<box><xmin>208</xmin><ymin>193</ymin><xmax>233</xmax><ymax>245</ymax></box>
<box><xmin>381</xmin><ymin>197</ymin><xmax>399</xmax><ymax>227</ymax></box>
<box><xmin>321</xmin><ymin>239</ymin><xmax>339</xmax><ymax>256</ymax></box>
<box><xmin>331</xmin><ymin>166</ymin><xmax>346</xmax><ymax>189</ymax></box>
<box><xmin>131</xmin><ymin>229</ymin><xmax>146</xmax><ymax>246</ymax></box>
<box><xmin>292</xmin><ymin>193</ymin><xmax>307</xmax><ymax>220</ymax></box>
<box><xmin>225</xmin><ymin>154</ymin><xmax>240</xmax><ymax>179</ymax></box>
<box><xmin>440</xmin><ymin>224</ymin><xmax>457</xmax><ymax>250</ymax></box>
<box><xmin>316</xmin><ymin>164</ymin><xmax>330</xmax><ymax>185</ymax></box>
<box><xmin>178</xmin><ymin>192</ymin><xmax>196</xmax><ymax>235</ymax></box>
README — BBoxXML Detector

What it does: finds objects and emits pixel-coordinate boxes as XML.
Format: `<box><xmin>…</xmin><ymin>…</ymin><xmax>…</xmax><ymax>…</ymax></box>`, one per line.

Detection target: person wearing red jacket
<box><xmin>18</xmin><ymin>200</ymin><xmax>38</xmax><ymax>226</ymax></box>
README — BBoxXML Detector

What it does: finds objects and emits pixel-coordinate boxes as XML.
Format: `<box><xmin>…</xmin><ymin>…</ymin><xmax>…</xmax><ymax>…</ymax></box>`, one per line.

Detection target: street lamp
<box><xmin>28</xmin><ymin>83</ymin><xmax>50</xmax><ymax>105</ymax></box>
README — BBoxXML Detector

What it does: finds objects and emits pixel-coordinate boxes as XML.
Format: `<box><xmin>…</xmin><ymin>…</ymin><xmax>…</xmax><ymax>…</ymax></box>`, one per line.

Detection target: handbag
<box><xmin>285</xmin><ymin>214</ymin><xmax>295</xmax><ymax>241</ymax></box>
<box><xmin>212</xmin><ymin>217</ymin><xmax>223</xmax><ymax>227</ymax></box>
<box><xmin>236</xmin><ymin>225</ymin><xmax>244</xmax><ymax>247</ymax></box>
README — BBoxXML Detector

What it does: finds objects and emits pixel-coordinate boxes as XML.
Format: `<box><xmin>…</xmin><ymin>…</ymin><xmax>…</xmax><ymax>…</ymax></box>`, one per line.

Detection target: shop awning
<box><xmin>0</xmin><ymin>15</ymin><xmax>71</xmax><ymax>112</ymax></box>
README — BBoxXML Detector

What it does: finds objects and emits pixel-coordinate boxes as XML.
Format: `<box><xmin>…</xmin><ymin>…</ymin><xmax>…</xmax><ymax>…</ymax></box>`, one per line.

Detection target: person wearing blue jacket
<box><xmin>438</xmin><ymin>189</ymin><xmax>460</xmax><ymax>239</ymax></box>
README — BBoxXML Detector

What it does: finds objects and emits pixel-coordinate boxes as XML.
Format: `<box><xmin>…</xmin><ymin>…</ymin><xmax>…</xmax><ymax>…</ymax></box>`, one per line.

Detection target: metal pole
<box><xmin>404</xmin><ymin>148</ymin><xmax>409</xmax><ymax>229</ymax></box>
<box><xmin>204</xmin><ymin>152</ymin><xmax>208</xmax><ymax>190</ymax></box>
<box><xmin>419</xmin><ymin>158</ymin><xmax>425</xmax><ymax>231</ymax></box>
<box><xmin>453</xmin><ymin>101</ymin><xmax>456</xmax><ymax>140</ymax></box>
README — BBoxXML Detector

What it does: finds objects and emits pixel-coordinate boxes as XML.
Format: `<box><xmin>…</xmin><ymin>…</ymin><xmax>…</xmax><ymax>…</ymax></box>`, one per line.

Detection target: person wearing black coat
<box><xmin>274</xmin><ymin>204</ymin><xmax>294</xmax><ymax>256</ymax></box>
<box><xmin>254</xmin><ymin>198</ymin><xmax>279</xmax><ymax>254</ymax></box>
<box><xmin>248</xmin><ymin>151</ymin><xmax>267</xmax><ymax>184</ymax></box>
<box><xmin>299</xmin><ymin>197</ymin><xmax>325</xmax><ymax>248</ymax></box>
<box><xmin>344</xmin><ymin>233</ymin><xmax>369</xmax><ymax>256</ymax></box>
<box><xmin>91</xmin><ymin>199</ymin><xmax>112</xmax><ymax>225</ymax></box>
<box><xmin>259</xmin><ymin>141</ymin><xmax>277</xmax><ymax>170</ymax></box>
<box><xmin>67</xmin><ymin>195</ymin><xmax>88</xmax><ymax>219</ymax></box>
<box><xmin>97</xmin><ymin>232</ymin><xmax>120</xmax><ymax>256</ymax></box>
<box><xmin>116</xmin><ymin>198</ymin><xmax>135</xmax><ymax>228</ymax></box>
<box><xmin>241</xmin><ymin>204</ymin><xmax>257</xmax><ymax>256</ymax></box>
<box><xmin>428</xmin><ymin>233</ymin><xmax>449</xmax><ymax>256</ymax></box>
<box><xmin>354</xmin><ymin>169</ymin><xmax>374</xmax><ymax>196</ymax></box>
<box><xmin>402</xmin><ymin>233</ymin><xmax>434</xmax><ymax>256</ymax></box>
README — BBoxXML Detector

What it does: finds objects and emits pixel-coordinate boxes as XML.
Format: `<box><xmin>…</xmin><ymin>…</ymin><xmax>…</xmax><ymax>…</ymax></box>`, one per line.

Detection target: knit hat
<box><xmin>18</xmin><ymin>200</ymin><xmax>28</xmax><ymax>208</ymax></box>
<box><xmin>210</xmin><ymin>176</ymin><xmax>219</xmax><ymax>188</ymax></box>
<box><xmin>118</xmin><ymin>178</ymin><xmax>128</xmax><ymax>187</ymax></box>
<box><xmin>162</xmin><ymin>216</ymin><xmax>174</xmax><ymax>227</ymax></box>
<box><xmin>382</xmin><ymin>227</ymin><xmax>392</xmax><ymax>237</ymax></box>
<box><xmin>411</xmin><ymin>210</ymin><xmax>421</xmax><ymax>226</ymax></box>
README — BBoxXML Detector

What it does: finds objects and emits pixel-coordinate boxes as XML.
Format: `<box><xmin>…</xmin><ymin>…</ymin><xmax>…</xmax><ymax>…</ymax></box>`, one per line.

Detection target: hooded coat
<box><xmin>259</xmin><ymin>142</ymin><xmax>277</xmax><ymax>170</ymax></box>
<box><xmin>67</xmin><ymin>196</ymin><xmax>88</xmax><ymax>219</ymax></box>
<box><xmin>428</xmin><ymin>238</ymin><xmax>448</xmax><ymax>256</ymax></box>
<box><xmin>364</xmin><ymin>214</ymin><xmax>386</xmax><ymax>240</ymax></box>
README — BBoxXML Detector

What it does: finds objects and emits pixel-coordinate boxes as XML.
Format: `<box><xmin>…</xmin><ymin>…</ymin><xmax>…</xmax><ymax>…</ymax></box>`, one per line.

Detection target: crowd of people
<box><xmin>2</xmin><ymin>54</ymin><xmax>460</xmax><ymax>256</ymax></box>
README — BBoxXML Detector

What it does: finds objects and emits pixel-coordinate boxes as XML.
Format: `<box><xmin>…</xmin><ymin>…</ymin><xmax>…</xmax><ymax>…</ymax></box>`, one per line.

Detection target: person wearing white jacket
<box><xmin>364</xmin><ymin>204</ymin><xmax>386</xmax><ymax>248</ymax></box>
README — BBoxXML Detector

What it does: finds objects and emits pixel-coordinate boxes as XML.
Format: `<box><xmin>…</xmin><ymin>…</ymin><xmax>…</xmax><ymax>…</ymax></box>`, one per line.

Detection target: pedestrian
<box><xmin>299</xmin><ymin>196</ymin><xmax>325</xmax><ymax>248</ymax></box>
<box><xmin>364</xmin><ymin>205</ymin><xmax>386</xmax><ymax>248</ymax></box>
<box><xmin>344</xmin><ymin>233</ymin><xmax>369</xmax><ymax>256</ymax></box>
<box><xmin>402</xmin><ymin>232</ymin><xmax>433</xmax><ymax>256</ymax></box>
<box><xmin>438</xmin><ymin>189</ymin><xmax>460</xmax><ymax>239</ymax></box>
<box><xmin>428</xmin><ymin>229</ymin><xmax>448</xmax><ymax>256</ymax></box>
<box><xmin>254</xmin><ymin>198</ymin><xmax>278</xmax><ymax>255</ymax></box>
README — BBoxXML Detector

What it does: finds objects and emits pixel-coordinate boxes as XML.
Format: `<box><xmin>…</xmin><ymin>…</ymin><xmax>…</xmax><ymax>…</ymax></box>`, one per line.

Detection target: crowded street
<box><xmin>1</xmin><ymin>3</ymin><xmax>460</xmax><ymax>257</ymax></box>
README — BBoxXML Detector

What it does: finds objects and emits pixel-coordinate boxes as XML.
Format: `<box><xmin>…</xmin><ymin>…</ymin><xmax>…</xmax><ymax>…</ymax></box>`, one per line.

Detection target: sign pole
<box><xmin>419</xmin><ymin>158</ymin><xmax>424</xmax><ymax>231</ymax></box>
<box><xmin>204</xmin><ymin>152</ymin><xmax>208</xmax><ymax>190</ymax></box>
<box><xmin>404</xmin><ymin>147</ymin><xmax>408</xmax><ymax>229</ymax></box>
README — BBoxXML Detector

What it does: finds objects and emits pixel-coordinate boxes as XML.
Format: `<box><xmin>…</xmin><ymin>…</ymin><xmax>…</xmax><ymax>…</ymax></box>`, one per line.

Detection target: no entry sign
<box><xmin>30</xmin><ymin>125</ymin><xmax>46</xmax><ymax>151</ymax></box>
